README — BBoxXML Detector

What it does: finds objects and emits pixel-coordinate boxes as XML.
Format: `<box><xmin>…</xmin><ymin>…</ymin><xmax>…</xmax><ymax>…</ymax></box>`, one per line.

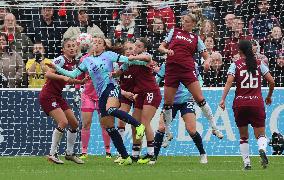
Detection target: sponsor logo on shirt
<box><xmin>235</xmin><ymin>96</ymin><xmax>260</xmax><ymax>100</ymax></box>
<box><xmin>176</xmin><ymin>35</ymin><xmax>193</xmax><ymax>43</ymax></box>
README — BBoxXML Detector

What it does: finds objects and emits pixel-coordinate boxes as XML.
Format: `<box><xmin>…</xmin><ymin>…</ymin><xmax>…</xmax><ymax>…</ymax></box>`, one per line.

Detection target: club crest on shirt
<box><xmin>52</xmin><ymin>102</ymin><xmax>57</xmax><ymax>107</ymax></box>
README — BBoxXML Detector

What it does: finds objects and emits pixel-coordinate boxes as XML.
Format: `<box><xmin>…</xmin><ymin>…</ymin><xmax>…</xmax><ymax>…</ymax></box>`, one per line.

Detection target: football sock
<box><xmin>190</xmin><ymin>131</ymin><xmax>206</xmax><ymax>155</ymax></box>
<box><xmin>132</xmin><ymin>144</ymin><xmax>141</xmax><ymax>158</ymax></box>
<box><xmin>106</xmin><ymin>127</ymin><xmax>128</xmax><ymax>158</ymax></box>
<box><xmin>50</xmin><ymin>127</ymin><xmax>64</xmax><ymax>155</ymax></box>
<box><xmin>240</xmin><ymin>137</ymin><xmax>250</xmax><ymax>165</ymax></box>
<box><xmin>257</xmin><ymin>135</ymin><xmax>267</xmax><ymax>152</ymax></box>
<box><xmin>118</xmin><ymin>126</ymin><xmax>125</xmax><ymax>140</ymax></box>
<box><xmin>81</xmin><ymin>128</ymin><xmax>90</xmax><ymax>154</ymax></box>
<box><xmin>198</xmin><ymin>99</ymin><xmax>217</xmax><ymax>130</ymax></box>
<box><xmin>102</xmin><ymin>127</ymin><xmax>111</xmax><ymax>154</ymax></box>
<box><xmin>66</xmin><ymin>128</ymin><xmax>77</xmax><ymax>155</ymax></box>
<box><xmin>147</xmin><ymin>140</ymin><xmax>154</xmax><ymax>156</ymax></box>
<box><xmin>154</xmin><ymin>130</ymin><xmax>165</xmax><ymax>157</ymax></box>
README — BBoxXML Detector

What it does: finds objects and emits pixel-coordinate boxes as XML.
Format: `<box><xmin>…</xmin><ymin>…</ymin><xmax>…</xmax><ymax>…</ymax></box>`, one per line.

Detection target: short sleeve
<box><xmin>164</xmin><ymin>28</ymin><xmax>174</xmax><ymax>43</ymax></box>
<box><xmin>260</xmin><ymin>62</ymin><xmax>269</xmax><ymax>76</ymax></box>
<box><xmin>53</xmin><ymin>56</ymin><xmax>65</xmax><ymax>68</ymax></box>
<box><xmin>197</xmin><ymin>36</ymin><xmax>206</xmax><ymax>53</ymax></box>
<box><xmin>227</xmin><ymin>63</ymin><xmax>236</xmax><ymax>76</ymax></box>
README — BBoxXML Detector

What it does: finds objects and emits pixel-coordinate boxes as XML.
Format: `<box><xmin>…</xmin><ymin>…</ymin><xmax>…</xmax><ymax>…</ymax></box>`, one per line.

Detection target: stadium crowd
<box><xmin>0</xmin><ymin>0</ymin><xmax>283</xmax><ymax>88</ymax></box>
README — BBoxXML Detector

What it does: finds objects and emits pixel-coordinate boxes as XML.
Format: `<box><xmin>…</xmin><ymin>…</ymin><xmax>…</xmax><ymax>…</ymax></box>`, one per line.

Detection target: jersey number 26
<box><xmin>240</xmin><ymin>70</ymin><xmax>259</xmax><ymax>88</ymax></box>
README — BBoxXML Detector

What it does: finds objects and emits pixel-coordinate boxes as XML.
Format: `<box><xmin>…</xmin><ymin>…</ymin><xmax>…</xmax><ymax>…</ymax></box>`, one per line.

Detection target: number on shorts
<box><xmin>240</xmin><ymin>70</ymin><xmax>259</xmax><ymax>88</ymax></box>
<box><xmin>110</xmin><ymin>88</ymin><xmax>119</xmax><ymax>98</ymax></box>
<box><xmin>187</xmin><ymin>101</ymin><xmax>194</xmax><ymax>109</ymax></box>
<box><xmin>146</xmin><ymin>93</ymin><xmax>154</xmax><ymax>103</ymax></box>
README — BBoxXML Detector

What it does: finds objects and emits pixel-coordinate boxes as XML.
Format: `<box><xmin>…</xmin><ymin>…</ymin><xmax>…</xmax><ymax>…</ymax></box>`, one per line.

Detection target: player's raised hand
<box><xmin>219</xmin><ymin>100</ymin><xmax>226</xmax><ymax>111</ymax></box>
<box><xmin>265</xmin><ymin>96</ymin><xmax>272</xmax><ymax>105</ymax></box>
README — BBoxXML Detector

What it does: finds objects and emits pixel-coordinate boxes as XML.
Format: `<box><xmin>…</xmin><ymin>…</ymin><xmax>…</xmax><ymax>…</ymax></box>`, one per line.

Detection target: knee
<box><xmin>188</xmin><ymin>130</ymin><xmax>197</xmax><ymax>136</ymax></box>
<box><xmin>82</xmin><ymin>121</ymin><xmax>91</xmax><ymax>129</ymax></box>
<box><xmin>71</xmin><ymin>121</ymin><xmax>79</xmax><ymax>130</ymax></box>
<box><xmin>59</xmin><ymin>120</ymin><xmax>68</xmax><ymax>129</ymax></box>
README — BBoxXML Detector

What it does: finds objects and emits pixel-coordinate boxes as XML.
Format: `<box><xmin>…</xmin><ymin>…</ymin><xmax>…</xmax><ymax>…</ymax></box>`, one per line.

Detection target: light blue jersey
<box><xmin>156</xmin><ymin>63</ymin><xmax>203</xmax><ymax>104</ymax></box>
<box><xmin>55</xmin><ymin>51</ymin><xmax>144</xmax><ymax>97</ymax></box>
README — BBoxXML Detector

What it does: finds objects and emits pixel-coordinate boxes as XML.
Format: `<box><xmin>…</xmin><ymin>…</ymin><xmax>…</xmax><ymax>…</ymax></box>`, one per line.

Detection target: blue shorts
<box><xmin>172</xmin><ymin>100</ymin><xmax>195</xmax><ymax>118</ymax></box>
<box><xmin>99</xmin><ymin>83</ymin><xmax>121</xmax><ymax>118</ymax></box>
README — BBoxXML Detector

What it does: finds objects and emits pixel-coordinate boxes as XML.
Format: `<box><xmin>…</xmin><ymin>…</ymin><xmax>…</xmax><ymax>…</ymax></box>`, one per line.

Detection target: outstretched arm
<box><xmin>45</xmin><ymin>69</ymin><xmax>70</xmax><ymax>82</ymax></box>
<box><xmin>47</xmin><ymin>62</ymin><xmax>86</xmax><ymax>79</ymax></box>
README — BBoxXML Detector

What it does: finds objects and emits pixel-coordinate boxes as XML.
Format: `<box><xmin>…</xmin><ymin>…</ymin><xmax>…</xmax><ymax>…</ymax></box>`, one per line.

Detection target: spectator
<box><xmin>234</xmin><ymin>0</ymin><xmax>256</xmax><ymax>26</ymax></box>
<box><xmin>186</xmin><ymin>1</ymin><xmax>205</xmax><ymax>32</ymax></box>
<box><xmin>273</xmin><ymin>53</ymin><xmax>284</xmax><ymax>87</ymax></box>
<box><xmin>0</xmin><ymin>33</ymin><xmax>24</xmax><ymax>88</ymax></box>
<box><xmin>224</xmin><ymin>18</ymin><xmax>252</xmax><ymax>63</ymax></box>
<box><xmin>148</xmin><ymin>17</ymin><xmax>167</xmax><ymax>64</ymax></box>
<box><xmin>147</xmin><ymin>0</ymin><xmax>175</xmax><ymax>32</ymax></box>
<box><xmin>199</xmin><ymin>20</ymin><xmax>218</xmax><ymax>43</ymax></box>
<box><xmin>0</xmin><ymin>5</ymin><xmax>9</xmax><ymax>26</ymax></box>
<box><xmin>26</xmin><ymin>42</ymin><xmax>52</xmax><ymax>88</ymax></box>
<box><xmin>63</xmin><ymin>7</ymin><xmax>105</xmax><ymax>40</ymax></box>
<box><xmin>197</xmin><ymin>36</ymin><xmax>216</xmax><ymax>66</ymax></box>
<box><xmin>201</xmin><ymin>1</ymin><xmax>220</xmax><ymax>22</ymax></box>
<box><xmin>248</xmin><ymin>0</ymin><xmax>280</xmax><ymax>44</ymax></box>
<box><xmin>218</xmin><ymin>13</ymin><xmax>235</xmax><ymax>50</ymax></box>
<box><xmin>0</xmin><ymin>13</ymin><xmax>33</xmax><ymax>63</ymax></box>
<box><xmin>108</xmin><ymin>7</ymin><xmax>140</xmax><ymax>46</ymax></box>
<box><xmin>202</xmin><ymin>51</ymin><xmax>227</xmax><ymax>87</ymax></box>
<box><xmin>263</xmin><ymin>26</ymin><xmax>283</xmax><ymax>70</ymax></box>
<box><xmin>27</xmin><ymin>4</ymin><xmax>68</xmax><ymax>59</ymax></box>
<box><xmin>204</xmin><ymin>36</ymin><xmax>216</xmax><ymax>55</ymax></box>
<box><xmin>251</xmin><ymin>39</ymin><xmax>269</xmax><ymax>66</ymax></box>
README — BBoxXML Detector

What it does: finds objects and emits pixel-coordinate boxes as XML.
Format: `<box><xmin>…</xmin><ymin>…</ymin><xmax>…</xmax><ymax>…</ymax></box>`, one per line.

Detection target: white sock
<box><xmin>118</xmin><ymin>128</ymin><xmax>125</xmax><ymax>142</ymax></box>
<box><xmin>66</xmin><ymin>129</ymin><xmax>77</xmax><ymax>155</ymax></box>
<box><xmin>132</xmin><ymin>144</ymin><xmax>141</xmax><ymax>158</ymax></box>
<box><xmin>240</xmin><ymin>138</ymin><xmax>250</xmax><ymax>165</ymax></box>
<box><xmin>200</xmin><ymin>102</ymin><xmax>217</xmax><ymax>130</ymax></box>
<box><xmin>163</xmin><ymin>107</ymin><xmax>172</xmax><ymax>135</ymax></box>
<box><xmin>50</xmin><ymin>128</ymin><xmax>63</xmax><ymax>155</ymax></box>
<box><xmin>147</xmin><ymin>146</ymin><xmax>154</xmax><ymax>156</ymax></box>
<box><xmin>257</xmin><ymin>136</ymin><xmax>268</xmax><ymax>152</ymax></box>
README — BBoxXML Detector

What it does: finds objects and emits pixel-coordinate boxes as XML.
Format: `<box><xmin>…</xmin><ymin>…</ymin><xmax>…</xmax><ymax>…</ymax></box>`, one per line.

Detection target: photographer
<box><xmin>26</xmin><ymin>42</ymin><xmax>51</xmax><ymax>88</ymax></box>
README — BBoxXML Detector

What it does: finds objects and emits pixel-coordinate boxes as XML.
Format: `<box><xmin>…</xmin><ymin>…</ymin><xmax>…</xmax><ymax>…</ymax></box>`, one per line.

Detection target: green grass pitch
<box><xmin>0</xmin><ymin>156</ymin><xmax>283</xmax><ymax>180</ymax></box>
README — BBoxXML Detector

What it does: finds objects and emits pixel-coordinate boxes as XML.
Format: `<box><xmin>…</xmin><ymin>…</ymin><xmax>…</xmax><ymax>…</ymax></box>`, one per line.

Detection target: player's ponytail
<box><xmin>239</xmin><ymin>40</ymin><xmax>257</xmax><ymax>75</ymax></box>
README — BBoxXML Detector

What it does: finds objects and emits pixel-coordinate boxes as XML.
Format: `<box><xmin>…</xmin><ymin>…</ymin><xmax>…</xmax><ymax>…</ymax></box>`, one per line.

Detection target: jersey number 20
<box><xmin>240</xmin><ymin>70</ymin><xmax>259</xmax><ymax>88</ymax></box>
